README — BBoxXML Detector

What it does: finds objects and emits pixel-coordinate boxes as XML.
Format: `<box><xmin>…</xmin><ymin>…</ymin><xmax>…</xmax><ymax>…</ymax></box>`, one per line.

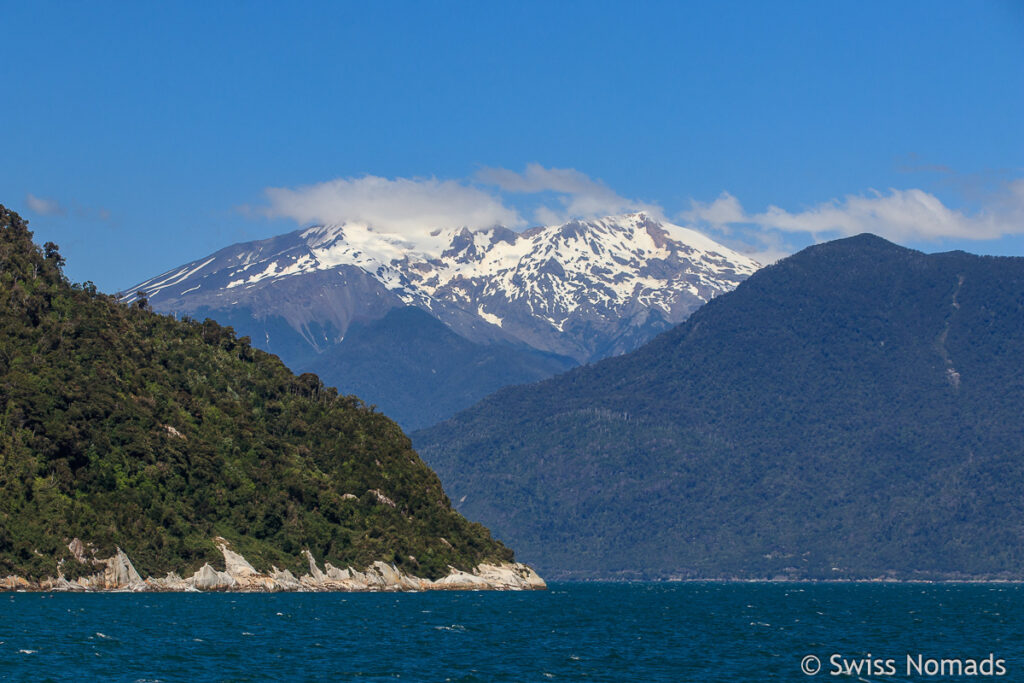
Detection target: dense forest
<box><xmin>415</xmin><ymin>234</ymin><xmax>1024</xmax><ymax>580</ymax></box>
<box><xmin>0</xmin><ymin>205</ymin><xmax>512</xmax><ymax>580</ymax></box>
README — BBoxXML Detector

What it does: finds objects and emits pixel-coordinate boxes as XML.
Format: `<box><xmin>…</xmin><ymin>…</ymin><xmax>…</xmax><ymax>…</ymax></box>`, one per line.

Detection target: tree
<box><xmin>42</xmin><ymin>242</ymin><xmax>65</xmax><ymax>267</ymax></box>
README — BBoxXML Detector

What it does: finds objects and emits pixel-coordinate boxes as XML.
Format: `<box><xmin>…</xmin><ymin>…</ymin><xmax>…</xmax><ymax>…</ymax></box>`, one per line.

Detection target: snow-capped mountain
<box><xmin>124</xmin><ymin>212</ymin><xmax>758</xmax><ymax>429</ymax></box>
<box><xmin>126</xmin><ymin>212</ymin><xmax>758</xmax><ymax>362</ymax></box>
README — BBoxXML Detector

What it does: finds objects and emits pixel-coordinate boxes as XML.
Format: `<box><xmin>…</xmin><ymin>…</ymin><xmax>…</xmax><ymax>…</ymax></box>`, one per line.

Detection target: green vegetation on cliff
<box><xmin>0</xmin><ymin>206</ymin><xmax>512</xmax><ymax>580</ymax></box>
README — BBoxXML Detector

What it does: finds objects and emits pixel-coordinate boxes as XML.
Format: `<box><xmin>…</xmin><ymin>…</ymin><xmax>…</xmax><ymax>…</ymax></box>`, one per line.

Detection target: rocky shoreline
<box><xmin>0</xmin><ymin>540</ymin><xmax>546</xmax><ymax>593</ymax></box>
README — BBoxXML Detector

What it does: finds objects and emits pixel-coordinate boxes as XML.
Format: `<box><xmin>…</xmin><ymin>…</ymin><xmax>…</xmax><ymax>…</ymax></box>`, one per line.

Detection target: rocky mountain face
<box><xmin>414</xmin><ymin>235</ymin><xmax>1024</xmax><ymax>581</ymax></box>
<box><xmin>125</xmin><ymin>212</ymin><xmax>758</xmax><ymax>429</ymax></box>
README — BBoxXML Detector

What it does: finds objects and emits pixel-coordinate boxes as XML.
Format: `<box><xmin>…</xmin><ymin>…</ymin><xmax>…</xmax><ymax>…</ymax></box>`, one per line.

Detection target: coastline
<box><xmin>540</xmin><ymin>576</ymin><xmax>1024</xmax><ymax>585</ymax></box>
<box><xmin>0</xmin><ymin>540</ymin><xmax>546</xmax><ymax>593</ymax></box>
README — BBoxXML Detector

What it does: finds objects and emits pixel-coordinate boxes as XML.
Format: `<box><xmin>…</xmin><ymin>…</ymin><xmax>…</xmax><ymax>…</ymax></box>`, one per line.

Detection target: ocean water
<box><xmin>0</xmin><ymin>583</ymin><xmax>1020</xmax><ymax>681</ymax></box>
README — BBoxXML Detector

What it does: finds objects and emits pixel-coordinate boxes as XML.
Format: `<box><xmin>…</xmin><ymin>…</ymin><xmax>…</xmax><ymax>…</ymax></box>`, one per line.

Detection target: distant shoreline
<box><xmin>538</xmin><ymin>576</ymin><xmax>1024</xmax><ymax>585</ymax></box>
<box><xmin>6</xmin><ymin>578</ymin><xmax>1021</xmax><ymax>594</ymax></box>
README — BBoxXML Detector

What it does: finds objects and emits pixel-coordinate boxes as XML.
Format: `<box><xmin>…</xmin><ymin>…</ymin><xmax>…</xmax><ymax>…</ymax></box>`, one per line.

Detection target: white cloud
<box><xmin>260</xmin><ymin>175</ymin><xmax>523</xmax><ymax>236</ymax></box>
<box><xmin>477</xmin><ymin>163</ymin><xmax>609</xmax><ymax>195</ymax></box>
<box><xmin>256</xmin><ymin>166</ymin><xmax>663</xmax><ymax>236</ymax></box>
<box><xmin>255</xmin><ymin>168</ymin><xmax>1024</xmax><ymax>263</ymax></box>
<box><xmin>756</xmin><ymin>188</ymin><xmax>1001</xmax><ymax>241</ymax></box>
<box><xmin>683</xmin><ymin>181</ymin><xmax>1024</xmax><ymax>243</ymax></box>
<box><xmin>25</xmin><ymin>193</ymin><xmax>66</xmax><ymax>216</ymax></box>
<box><xmin>681</xmin><ymin>192</ymin><xmax>747</xmax><ymax>228</ymax></box>
<box><xmin>477</xmin><ymin>163</ymin><xmax>661</xmax><ymax>224</ymax></box>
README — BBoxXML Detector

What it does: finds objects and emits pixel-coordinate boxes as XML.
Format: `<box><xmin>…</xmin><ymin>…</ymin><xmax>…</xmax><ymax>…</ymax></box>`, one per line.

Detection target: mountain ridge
<box><xmin>126</xmin><ymin>211</ymin><xmax>758</xmax><ymax>362</ymax></box>
<box><xmin>413</xmin><ymin>233</ymin><xmax>1024</xmax><ymax>580</ymax></box>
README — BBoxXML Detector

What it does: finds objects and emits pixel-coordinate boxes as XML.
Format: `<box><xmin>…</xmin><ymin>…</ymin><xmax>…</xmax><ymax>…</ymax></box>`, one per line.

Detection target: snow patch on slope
<box><xmin>477</xmin><ymin>306</ymin><xmax>503</xmax><ymax>328</ymax></box>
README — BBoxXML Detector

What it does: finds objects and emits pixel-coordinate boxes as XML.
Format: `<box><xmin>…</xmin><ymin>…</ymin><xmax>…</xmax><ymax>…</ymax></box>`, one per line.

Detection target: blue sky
<box><xmin>3</xmin><ymin>1</ymin><xmax>1022</xmax><ymax>291</ymax></box>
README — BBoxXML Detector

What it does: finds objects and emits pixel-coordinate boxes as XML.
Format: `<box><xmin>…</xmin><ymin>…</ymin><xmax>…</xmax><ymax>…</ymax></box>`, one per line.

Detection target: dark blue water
<box><xmin>1</xmin><ymin>583</ymin><xmax>1020</xmax><ymax>681</ymax></box>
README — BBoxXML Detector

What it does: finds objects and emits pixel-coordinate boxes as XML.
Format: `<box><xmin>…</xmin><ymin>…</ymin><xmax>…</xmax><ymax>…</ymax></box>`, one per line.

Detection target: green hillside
<box><xmin>0</xmin><ymin>205</ymin><xmax>512</xmax><ymax>581</ymax></box>
<box><xmin>414</xmin><ymin>235</ymin><xmax>1024</xmax><ymax>580</ymax></box>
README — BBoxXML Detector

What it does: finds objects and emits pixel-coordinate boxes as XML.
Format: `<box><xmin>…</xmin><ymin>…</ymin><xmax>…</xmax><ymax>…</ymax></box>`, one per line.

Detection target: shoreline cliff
<box><xmin>0</xmin><ymin>539</ymin><xmax>546</xmax><ymax>593</ymax></box>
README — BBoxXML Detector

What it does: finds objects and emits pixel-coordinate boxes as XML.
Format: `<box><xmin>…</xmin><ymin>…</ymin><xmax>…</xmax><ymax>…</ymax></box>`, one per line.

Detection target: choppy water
<box><xmin>1</xmin><ymin>583</ymin><xmax>1020</xmax><ymax>681</ymax></box>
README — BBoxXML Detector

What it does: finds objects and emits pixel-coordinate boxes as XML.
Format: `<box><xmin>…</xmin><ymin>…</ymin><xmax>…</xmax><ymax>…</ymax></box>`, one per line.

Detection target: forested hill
<box><xmin>0</xmin><ymin>205</ymin><xmax>512</xmax><ymax>581</ymax></box>
<box><xmin>414</xmin><ymin>234</ymin><xmax>1024</xmax><ymax>580</ymax></box>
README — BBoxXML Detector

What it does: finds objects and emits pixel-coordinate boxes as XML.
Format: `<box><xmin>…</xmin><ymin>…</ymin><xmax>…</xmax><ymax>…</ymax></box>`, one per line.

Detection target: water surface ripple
<box><xmin>1</xmin><ymin>583</ymin><xmax>1020</xmax><ymax>681</ymax></box>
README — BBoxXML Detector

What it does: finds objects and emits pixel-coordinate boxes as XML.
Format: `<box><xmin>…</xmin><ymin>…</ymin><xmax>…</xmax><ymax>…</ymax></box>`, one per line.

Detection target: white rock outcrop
<box><xmin>188</xmin><ymin>563</ymin><xmax>236</xmax><ymax>590</ymax></box>
<box><xmin>471</xmin><ymin>563</ymin><xmax>547</xmax><ymax>590</ymax></box>
<box><xmin>269</xmin><ymin>567</ymin><xmax>302</xmax><ymax>590</ymax></box>
<box><xmin>68</xmin><ymin>538</ymin><xmax>89</xmax><ymax>564</ymax></box>
<box><xmin>147</xmin><ymin>572</ymin><xmax>198</xmax><ymax>592</ymax></box>
<box><xmin>103</xmin><ymin>548</ymin><xmax>145</xmax><ymax>590</ymax></box>
<box><xmin>430</xmin><ymin>567</ymin><xmax>492</xmax><ymax>590</ymax></box>
<box><xmin>219</xmin><ymin>543</ymin><xmax>258</xmax><ymax>578</ymax></box>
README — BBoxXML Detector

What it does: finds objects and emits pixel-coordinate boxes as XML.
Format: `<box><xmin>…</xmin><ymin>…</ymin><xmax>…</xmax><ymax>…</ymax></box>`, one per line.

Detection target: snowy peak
<box><xmin>405</xmin><ymin>213</ymin><xmax>757</xmax><ymax>351</ymax></box>
<box><xmin>126</xmin><ymin>212</ymin><xmax>759</xmax><ymax>362</ymax></box>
